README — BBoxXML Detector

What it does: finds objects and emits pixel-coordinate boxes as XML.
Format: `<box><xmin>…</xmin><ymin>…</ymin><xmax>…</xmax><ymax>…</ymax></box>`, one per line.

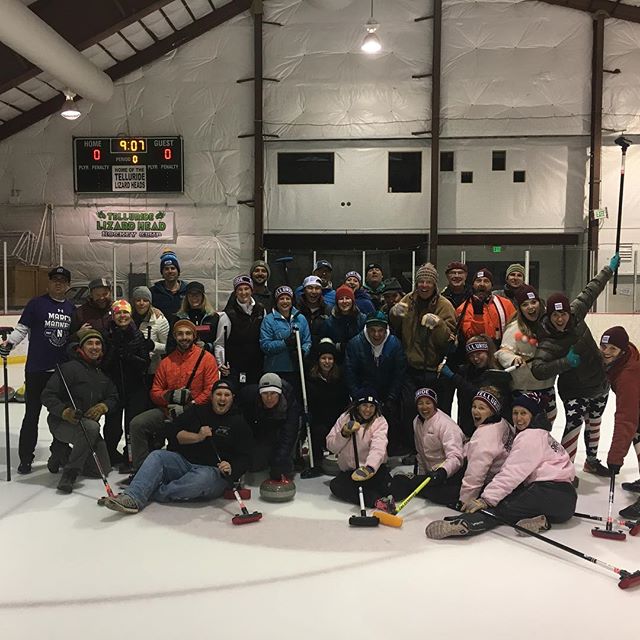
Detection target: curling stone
<box><xmin>260</xmin><ymin>476</ymin><xmax>296</xmax><ymax>502</ymax></box>
<box><xmin>321</xmin><ymin>453</ymin><xmax>340</xmax><ymax>477</ymax></box>
<box><xmin>14</xmin><ymin>384</ymin><xmax>26</xmax><ymax>402</ymax></box>
<box><xmin>0</xmin><ymin>385</ymin><xmax>15</xmax><ymax>401</ymax></box>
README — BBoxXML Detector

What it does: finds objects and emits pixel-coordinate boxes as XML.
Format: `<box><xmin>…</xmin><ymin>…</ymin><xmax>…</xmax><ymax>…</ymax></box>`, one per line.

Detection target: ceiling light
<box><xmin>361</xmin><ymin>0</ymin><xmax>382</xmax><ymax>54</ymax></box>
<box><xmin>60</xmin><ymin>89</ymin><xmax>81</xmax><ymax>120</ymax></box>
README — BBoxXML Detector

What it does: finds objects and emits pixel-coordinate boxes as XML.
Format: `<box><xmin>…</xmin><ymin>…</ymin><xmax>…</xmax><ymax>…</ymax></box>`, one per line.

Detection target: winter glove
<box><xmin>144</xmin><ymin>338</ymin><xmax>155</xmax><ymax>352</ymax></box>
<box><xmin>341</xmin><ymin>420</ymin><xmax>361</xmax><ymax>437</ymax></box>
<box><xmin>439</xmin><ymin>364</ymin><xmax>455</xmax><ymax>379</ymax></box>
<box><xmin>565</xmin><ymin>347</ymin><xmax>581</xmax><ymax>368</ymax></box>
<box><xmin>62</xmin><ymin>407</ymin><xmax>82</xmax><ymax>424</ymax></box>
<box><xmin>608</xmin><ymin>462</ymin><xmax>622</xmax><ymax>475</ymax></box>
<box><xmin>165</xmin><ymin>388</ymin><xmax>191</xmax><ymax>405</ymax></box>
<box><xmin>167</xmin><ymin>404</ymin><xmax>185</xmax><ymax>419</ymax></box>
<box><xmin>609</xmin><ymin>253</ymin><xmax>621</xmax><ymax>271</ymax></box>
<box><xmin>390</xmin><ymin>301</ymin><xmax>409</xmax><ymax>318</ymax></box>
<box><xmin>84</xmin><ymin>403</ymin><xmax>108</xmax><ymax>421</ymax></box>
<box><xmin>462</xmin><ymin>497</ymin><xmax>488</xmax><ymax>513</ymax></box>
<box><xmin>421</xmin><ymin>313</ymin><xmax>440</xmax><ymax>329</ymax></box>
<box><xmin>351</xmin><ymin>465</ymin><xmax>376</xmax><ymax>482</ymax></box>
<box><xmin>285</xmin><ymin>333</ymin><xmax>297</xmax><ymax>350</ymax></box>
<box><xmin>471</xmin><ymin>296</ymin><xmax>484</xmax><ymax>315</ymax></box>
<box><xmin>0</xmin><ymin>341</ymin><xmax>13</xmax><ymax>358</ymax></box>
<box><xmin>427</xmin><ymin>467</ymin><xmax>448</xmax><ymax>487</ymax></box>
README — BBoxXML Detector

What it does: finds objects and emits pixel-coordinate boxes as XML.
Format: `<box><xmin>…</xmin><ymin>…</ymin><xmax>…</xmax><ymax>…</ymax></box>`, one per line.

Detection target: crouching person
<box><xmin>41</xmin><ymin>330</ymin><xmax>117</xmax><ymax>494</ymax></box>
<box><xmin>240</xmin><ymin>373</ymin><xmax>300</xmax><ymax>479</ymax></box>
<box><xmin>104</xmin><ymin>380</ymin><xmax>253</xmax><ymax>514</ymax></box>
<box><xmin>390</xmin><ymin>388</ymin><xmax>465</xmax><ymax>506</ymax></box>
<box><xmin>326</xmin><ymin>390</ymin><xmax>390</xmax><ymax>508</ymax></box>
<box><xmin>426</xmin><ymin>393</ymin><xmax>576</xmax><ymax>539</ymax></box>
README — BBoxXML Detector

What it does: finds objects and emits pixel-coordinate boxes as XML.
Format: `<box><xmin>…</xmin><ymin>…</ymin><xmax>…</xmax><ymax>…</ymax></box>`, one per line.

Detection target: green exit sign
<box><xmin>491</xmin><ymin>245</ymin><xmax>503</xmax><ymax>253</ymax></box>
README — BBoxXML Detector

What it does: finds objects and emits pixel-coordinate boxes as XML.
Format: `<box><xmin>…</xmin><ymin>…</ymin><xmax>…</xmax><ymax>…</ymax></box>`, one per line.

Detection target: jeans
<box><xmin>125</xmin><ymin>450</ymin><xmax>229</xmax><ymax>510</ymax></box>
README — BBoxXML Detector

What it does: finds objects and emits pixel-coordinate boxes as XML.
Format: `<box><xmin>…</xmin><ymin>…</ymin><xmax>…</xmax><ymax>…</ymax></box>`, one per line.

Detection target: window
<box><xmin>513</xmin><ymin>170</ymin><xmax>526</xmax><ymax>183</ymax></box>
<box><xmin>440</xmin><ymin>151</ymin><xmax>454</xmax><ymax>172</ymax></box>
<box><xmin>492</xmin><ymin>150</ymin><xmax>506</xmax><ymax>171</ymax></box>
<box><xmin>277</xmin><ymin>152</ymin><xmax>334</xmax><ymax>184</ymax></box>
<box><xmin>461</xmin><ymin>171</ymin><xmax>473</xmax><ymax>184</ymax></box>
<box><xmin>388</xmin><ymin>152</ymin><xmax>422</xmax><ymax>193</ymax></box>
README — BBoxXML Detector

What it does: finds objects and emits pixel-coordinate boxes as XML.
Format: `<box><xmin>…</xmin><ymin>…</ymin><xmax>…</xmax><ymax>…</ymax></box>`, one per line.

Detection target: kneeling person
<box><xmin>104</xmin><ymin>380</ymin><xmax>253</xmax><ymax>513</ymax></box>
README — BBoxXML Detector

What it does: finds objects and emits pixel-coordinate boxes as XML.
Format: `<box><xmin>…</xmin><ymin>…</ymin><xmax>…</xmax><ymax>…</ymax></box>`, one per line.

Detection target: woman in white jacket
<box><xmin>426</xmin><ymin>393</ymin><xmax>576</xmax><ymax>539</ymax></box>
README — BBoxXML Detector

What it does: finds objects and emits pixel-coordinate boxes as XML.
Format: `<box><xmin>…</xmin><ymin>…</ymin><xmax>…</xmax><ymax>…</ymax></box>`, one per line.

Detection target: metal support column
<box><xmin>253</xmin><ymin>1</ymin><xmax>265</xmax><ymax>259</ymax></box>
<box><xmin>429</xmin><ymin>1</ymin><xmax>442</xmax><ymax>268</ymax></box>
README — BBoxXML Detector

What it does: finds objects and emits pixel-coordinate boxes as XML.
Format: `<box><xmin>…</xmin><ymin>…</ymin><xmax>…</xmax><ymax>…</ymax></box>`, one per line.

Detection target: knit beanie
<box><xmin>275</xmin><ymin>285</ymin><xmax>293</xmax><ymax>300</ymax></box>
<box><xmin>173</xmin><ymin>319</ymin><xmax>197</xmax><ymax>336</ymax></box>
<box><xmin>250</xmin><ymin>259</ymin><xmax>271</xmax><ymax>280</ymax></box>
<box><xmin>445</xmin><ymin>261</ymin><xmax>468</xmax><ymax>274</ymax></box>
<box><xmin>345</xmin><ymin>271</ymin><xmax>362</xmax><ymax>284</ymax></box>
<box><xmin>366</xmin><ymin>263</ymin><xmax>383</xmax><ymax>274</ymax></box>
<box><xmin>233</xmin><ymin>275</ymin><xmax>253</xmax><ymax>291</ymax></box>
<box><xmin>335</xmin><ymin>284</ymin><xmax>355</xmax><ymax>303</ymax></box>
<box><xmin>78</xmin><ymin>328</ymin><xmax>104</xmax><ymax>348</ymax></box>
<box><xmin>354</xmin><ymin>387</ymin><xmax>379</xmax><ymax>407</ymax></box>
<box><xmin>112</xmin><ymin>299</ymin><xmax>132</xmax><ymax>314</ymax></box>
<box><xmin>132</xmin><ymin>286</ymin><xmax>152</xmax><ymax>302</ymax></box>
<box><xmin>382</xmin><ymin>277</ymin><xmax>403</xmax><ymax>293</ymax></box>
<box><xmin>474</xmin><ymin>389</ymin><xmax>501</xmax><ymax>414</ymax></box>
<box><xmin>415</xmin><ymin>387</ymin><xmax>438</xmax><ymax>407</ymax></box>
<box><xmin>512</xmin><ymin>392</ymin><xmax>544</xmax><ymax>416</ymax></box>
<box><xmin>415</xmin><ymin>263</ymin><xmax>438</xmax><ymax>285</ymax></box>
<box><xmin>600</xmin><ymin>326</ymin><xmax>629</xmax><ymax>352</ymax></box>
<box><xmin>474</xmin><ymin>268</ymin><xmax>493</xmax><ymax>284</ymax></box>
<box><xmin>160</xmin><ymin>249</ymin><xmax>180</xmax><ymax>275</ymax></box>
<box><xmin>546</xmin><ymin>293</ymin><xmax>570</xmax><ymax>314</ymax></box>
<box><xmin>506</xmin><ymin>263</ymin><xmax>525</xmax><ymax>278</ymax></box>
<box><xmin>514</xmin><ymin>284</ymin><xmax>540</xmax><ymax>307</ymax></box>
<box><xmin>465</xmin><ymin>336</ymin><xmax>489</xmax><ymax>354</ymax></box>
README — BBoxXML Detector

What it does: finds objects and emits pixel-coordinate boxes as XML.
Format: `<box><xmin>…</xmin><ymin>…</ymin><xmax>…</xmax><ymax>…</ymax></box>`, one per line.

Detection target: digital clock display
<box><xmin>73</xmin><ymin>136</ymin><xmax>183</xmax><ymax>193</ymax></box>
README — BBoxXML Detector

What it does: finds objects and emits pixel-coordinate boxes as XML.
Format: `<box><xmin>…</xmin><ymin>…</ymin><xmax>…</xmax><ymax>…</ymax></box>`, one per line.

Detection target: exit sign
<box><xmin>491</xmin><ymin>246</ymin><xmax>503</xmax><ymax>253</ymax></box>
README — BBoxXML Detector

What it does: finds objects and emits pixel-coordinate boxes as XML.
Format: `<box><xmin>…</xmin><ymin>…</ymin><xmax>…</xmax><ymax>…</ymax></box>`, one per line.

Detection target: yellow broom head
<box><xmin>372</xmin><ymin>510</ymin><xmax>403</xmax><ymax>528</ymax></box>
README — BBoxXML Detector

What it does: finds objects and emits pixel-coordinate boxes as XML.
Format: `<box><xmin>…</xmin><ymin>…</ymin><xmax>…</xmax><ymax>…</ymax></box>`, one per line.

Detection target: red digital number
<box><xmin>93</xmin><ymin>149</ymin><xmax>101</xmax><ymax>161</ymax></box>
<box><xmin>164</xmin><ymin>148</ymin><xmax>172</xmax><ymax>161</ymax></box>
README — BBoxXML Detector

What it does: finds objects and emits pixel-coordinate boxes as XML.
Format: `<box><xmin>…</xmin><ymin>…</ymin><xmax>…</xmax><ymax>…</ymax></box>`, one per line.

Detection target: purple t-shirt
<box><xmin>19</xmin><ymin>295</ymin><xmax>75</xmax><ymax>372</ymax></box>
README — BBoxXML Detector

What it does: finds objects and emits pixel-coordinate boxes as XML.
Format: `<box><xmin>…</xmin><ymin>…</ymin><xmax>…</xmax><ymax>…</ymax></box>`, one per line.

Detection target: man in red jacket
<box><xmin>599</xmin><ymin>326</ymin><xmax>640</xmax><ymax>519</ymax></box>
<box><xmin>128</xmin><ymin>319</ymin><xmax>219</xmax><ymax>475</ymax></box>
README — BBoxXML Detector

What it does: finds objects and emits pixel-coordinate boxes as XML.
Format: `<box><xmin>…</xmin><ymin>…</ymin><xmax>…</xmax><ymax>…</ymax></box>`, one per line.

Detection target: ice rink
<box><xmin>0</xmin><ymin>361</ymin><xmax>638</xmax><ymax>639</ymax></box>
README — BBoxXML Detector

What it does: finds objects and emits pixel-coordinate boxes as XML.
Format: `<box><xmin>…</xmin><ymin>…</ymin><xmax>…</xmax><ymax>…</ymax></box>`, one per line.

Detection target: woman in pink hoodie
<box><xmin>390</xmin><ymin>388</ymin><xmax>465</xmax><ymax>505</ymax></box>
<box><xmin>426</xmin><ymin>392</ymin><xmax>576</xmax><ymax>539</ymax></box>
<box><xmin>326</xmin><ymin>389</ymin><xmax>390</xmax><ymax>507</ymax></box>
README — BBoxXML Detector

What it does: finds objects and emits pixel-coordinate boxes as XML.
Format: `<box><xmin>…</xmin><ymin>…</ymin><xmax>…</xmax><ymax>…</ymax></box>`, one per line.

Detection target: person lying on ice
<box><xmin>388</xmin><ymin>388</ymin><xmax>464</xmax><ymax>507</ymax></box>
<box><xmin>103</xmin><ymin>379</ymin><xmax>253</xmax><ymax>514</ymax></box>
<box><xmin>326</xmin><ymin>390</ymin><xmax>390</xmax><ymax>508</ymax></box>
<box><xmin>458</xmin><ymin>387</ymin><xmax>514</xmax><ymax>506</ymax></box>
<box><xmin>425</xmin><ymin>392</ymin><xmax>576</xmax><ymax>539</ymax></box>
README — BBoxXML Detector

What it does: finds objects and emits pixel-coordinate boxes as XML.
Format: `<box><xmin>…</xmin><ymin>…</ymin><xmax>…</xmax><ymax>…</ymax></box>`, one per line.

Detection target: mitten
<box><xmin>609</xmin><ymin>253</ymin><xmax>621</xmax><ymax>271</ymax></box>
<box><xmin>167</xmin><ymin>404</ymin><xmax>185</xmax><ymax>419</ymax></box>
<box><xmin>390</xmin><ymin>301</ymin><xmax>409</xmax><ymax>318</ymax></box>
<box><xmin>62</xmin><ymin>407</ymin><xmax>82</xmax><ymax>424</ymax></box>
<box><xmin>427</xmin><ymin>467</ymin><xmax>448</xmax><ymax>487</ymax></box>
<box><xmin>565</xmin><ymin>347</ymin><xmax>581</xmax><ymax>368</ymax></box>
<box><xmin>167</xmin><ymin>388</ymin><xmax>191</xmax><ymax>405</ymax></box>
<box><xmin>351</xmin><ymin>465</ymin><xmax>375</xmax><ymax>482</ymax></box>
<box><xmin>285</xmin><ymin>334</ymin><xmax>297</xmax><ymax>350</ymax></box>
<box><xmin>84</xmin><ymin>403</ymin><xmax>108</xmax><ymax>421</ymax></box>
<box><xmin>341</xmin><ymin>420</ymin><xmax>361</xmax><ymax>437</ymax></box>
<box><xmin>421</xmin><ymin>313</ymin><xmax>440</xmax><ymax>329</ymax></box>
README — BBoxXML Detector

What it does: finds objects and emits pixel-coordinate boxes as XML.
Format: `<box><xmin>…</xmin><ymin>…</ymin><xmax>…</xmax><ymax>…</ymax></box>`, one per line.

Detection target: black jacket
<box><xmin>101</xmin><ymin>321</ymin><xmax>150</xmax><ymax>392</ymax></box>
<box><xmin>307</xmin><ymin>372</ymin><xmax>350</xmax><ymax>429</ymax></box>
<box><xmin>224</xmin><ymin>298</ymin><xmax>265</xmax><ymax>384</ymax></box>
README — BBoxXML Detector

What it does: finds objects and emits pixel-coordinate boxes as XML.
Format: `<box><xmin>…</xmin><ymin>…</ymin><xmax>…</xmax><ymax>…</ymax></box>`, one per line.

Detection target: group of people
<box><xmin>1</xmin><ymin>249</ymin><xmax>639</xmax><ymax>532</ymax></box>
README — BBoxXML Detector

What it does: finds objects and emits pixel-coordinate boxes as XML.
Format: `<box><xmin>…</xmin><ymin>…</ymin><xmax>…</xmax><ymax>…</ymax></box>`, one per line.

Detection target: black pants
<box><xmin>455</xmin><ymin>481</ymin><xmax>577</xmax><ymax>535</ymax></box>
<box><xmin>330</xmin><ymin>464</ymin><xmax>392</xmax><ymax>508</ymax></box>
<box><xmin>103</xmin><ymin>387</ymin><xmax>150</xmax><ymax>466</ymax></box>
<box><xmin>309</xmin><ymin>420</ymin><xmax>331</xmax><ymax>467</ymax></box>
<box><xmin>18</xmin><ymin>371</ymin><xmax>68</xmax><ymax>464</ymax></box>
<box><xmin>406</xmin><ymin>367</ymin><xmax>454</xmax><ymax>417</ymax></box>
<box><xmin>250</xmin><ymin>438</ymin><xmax>295</xmax><ymax>480</ymax></box>
<box><xmin>390</xmin><ymin>466</ymin><xmax>465</xmax><ymax>506</ymax></box>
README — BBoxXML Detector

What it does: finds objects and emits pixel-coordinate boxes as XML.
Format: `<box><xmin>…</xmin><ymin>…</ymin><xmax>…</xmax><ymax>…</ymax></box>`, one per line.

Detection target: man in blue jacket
<box><xmin>150</xmin><ymin>249</ymin><xmax>188</xmax><ymax>317</ymax></box>
<box><xmin>344</xmin><ymin>311</ymin><xmax>408</xmax><ymax>455</ymax></box>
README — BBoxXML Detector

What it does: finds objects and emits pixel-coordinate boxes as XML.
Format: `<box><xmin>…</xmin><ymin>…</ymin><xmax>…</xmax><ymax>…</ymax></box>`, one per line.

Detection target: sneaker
<box><xmin>619</xmin><ymin>499</ymin><xmax>640</xmax><ymax>520</ymax></box>
<box><xmin>515</xmin><ymin>515</ymin><xmax>550</xmax><ymax>535</ymax></box>
<box><xmin>104</xmin><ymin>493</ymin><xmax>139</xmax><ymax>514</ymax></box>
<box><xmin>583</xmin><ymin>458</ymin><xmax>610</xmax><ymax>477</ymax></box>
<box><xmin>621</xmin><ymin>479</ymin><xmax>640</xmax><ymax>494</ymax></box>
<box><xmin>425</xmin><ymin>519</ymin><xmax>469</xmax><ymax>539</ymax></box>
<box><xmin>57</xmin><ymin>468</ymin><xmax>79</xmax><ymax>494</ymax></box>
<box><xmin>17</xmin><ymin>461</ymin><xmax>32</xmax><ymax>474</ymax></box>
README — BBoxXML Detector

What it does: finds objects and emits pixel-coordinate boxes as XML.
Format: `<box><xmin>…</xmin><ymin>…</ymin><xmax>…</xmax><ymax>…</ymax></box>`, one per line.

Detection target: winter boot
<box><xmin>619</xmin><ymin>498</ymin><xmax>640</xmax><ymax>520</ymax></box>
<box><xmin>583</xmin><ymin>457</ymin><xmax>609</xmax><ymax>477</ymax></box>
<box><xmin>621</xmin><ymin>479</ymin><xmax>640</xmax><ymax>494</ymax></box>
<box><xmin>17</xmin><ymin>460</ymin><xmax>33</xmax><ymax>474</ymax></box>
<box><xmin>57</xmin><ymin>468</ymin><xmax>79</xmax><ymax>494</ymax></box>
<box><xmin>515</xmin><ymin>515</ymin><xmax>550</xmax><ymax>535</ymax></box>
<box><xmin>48</xmin><ymin>440</ymin><xmax>71</xmax><ymax>474</ymax></box>
<box><xmin>104</xmin><ymin>493</ymin><xmax>139</xmax><ymax>514</ymax></box>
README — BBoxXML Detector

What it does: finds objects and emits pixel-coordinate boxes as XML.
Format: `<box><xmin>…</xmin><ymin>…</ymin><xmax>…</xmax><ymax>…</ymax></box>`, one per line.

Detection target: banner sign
<box><xmin>89</xmin><ymin>210</ymin><xmax>175</xmax><ymax>241</ymax></box>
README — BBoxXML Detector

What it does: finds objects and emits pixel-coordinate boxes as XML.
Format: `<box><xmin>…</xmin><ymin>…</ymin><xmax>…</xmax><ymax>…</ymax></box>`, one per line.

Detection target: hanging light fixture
<box><xmin>60</xmin><ymin>89</ymin><xmax>81</xmax><ymax>120</ymax></box>
<box><xmin>361</xmin><ymin>0</ymin><xmax>381</xmax><ymax>54</ymax></box>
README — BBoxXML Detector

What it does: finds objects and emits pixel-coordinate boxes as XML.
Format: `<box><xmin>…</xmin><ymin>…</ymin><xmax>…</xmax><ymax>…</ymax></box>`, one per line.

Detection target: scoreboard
<box><xmin>73</xmin><ymin>136</ymin><xmax>184</xmax><ymax>193</ymax></box>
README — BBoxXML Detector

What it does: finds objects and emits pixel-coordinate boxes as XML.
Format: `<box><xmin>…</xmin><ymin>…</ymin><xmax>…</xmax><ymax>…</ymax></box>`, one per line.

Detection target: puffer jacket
<box><xmin>606</xmin><ymin>343</ymin><xmax>640</xmax><ymax>467</ymax></box>
<box><xmin>354</xmin><ymin>288</ymin><xmax>375</xmax><ymax>315</ymax></box>
<box><xmin>326</xmin><ymin>412</ymin><xmax>388</xmax><ymax>472</ymax></box>
<box><xmin>101</xmin><ymin>320</ymin><xmax>150</xmax><ymax>390</ymax></box>
<box><xmin>390</xmin><ymin>291</ymin><xmax>456</xmax><ymax>370</ymax></box>
<box><xmin>321</xmin><ymin>309</ymin><xmax>366</xmax><ymax>359</ymax></box>
<box><xmin>481</xmin><ymin>413</ymin><xmax>575</xmax><ymax>507</ymax></box>
<box><xmin>530</xmin><ymin>265</ymin><xmax>612</xmax><ymax>400</ymax></box>
<box><xmin>150</xmin><ymin>279</ymin><xmax>188</xmax><ymax>318</ymax></box>
<box><xmin>459</xmin><ymin>418</ymin><xmax>514</xmax><ymax>504</ymax></box>
<box><xmin>413</xmin><ymin>409</ymin><xmax>464</xmax><ymax>477</ymax></box>
<box><xmin>259</xmin><ymin>308</ymin><xmax>311</xmax><ymax>373</ymax></box>
<box><xmin>41</xmin><ymin>348</ymin><xmax>119</xmax><ymax>417</ymax></box>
